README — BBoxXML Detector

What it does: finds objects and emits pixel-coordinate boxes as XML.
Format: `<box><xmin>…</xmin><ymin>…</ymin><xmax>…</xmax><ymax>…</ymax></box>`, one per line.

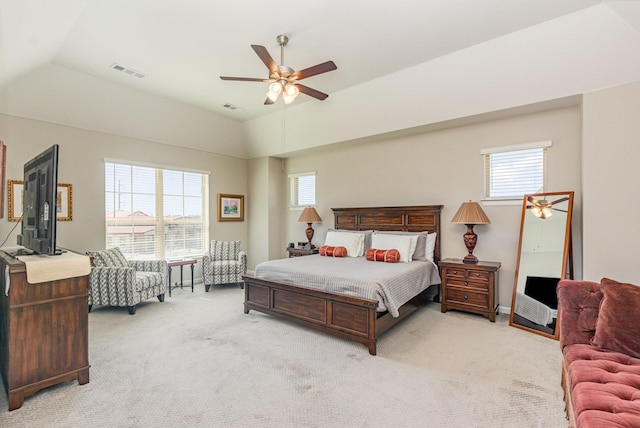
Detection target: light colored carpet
<box><xmin>0</xmin><ymin>283</ymin><xmax>568</xmax><ymax>427</ymax></box>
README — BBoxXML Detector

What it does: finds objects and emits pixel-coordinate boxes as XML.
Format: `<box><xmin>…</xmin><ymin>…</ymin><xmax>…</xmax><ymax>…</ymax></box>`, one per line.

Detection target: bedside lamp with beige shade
<box><xmin>298</xmin><ymin>207</ymin><xmax>322</xmax><ymax>248</ymax></box>
<box><xmin>451</xmin><ymin>201</ymin><xmax>491</xmax><ymax>264</ymax></box>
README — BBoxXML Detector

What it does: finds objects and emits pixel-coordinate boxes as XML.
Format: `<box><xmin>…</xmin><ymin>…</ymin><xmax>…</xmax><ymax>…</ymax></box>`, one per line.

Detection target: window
<box><xmin>482</xmin><ymin>141</ymin><xmax>551</xmax><ymax>200</ymax></box>
<box><xmin>289</xmin><ymin>171</ymin><xmax>316</xmax><ymax>207</ymax></box>
<box><xmin>105</xmin><ymin>161</ymin><xmax>209</xmax><ymax>260</ymax></box>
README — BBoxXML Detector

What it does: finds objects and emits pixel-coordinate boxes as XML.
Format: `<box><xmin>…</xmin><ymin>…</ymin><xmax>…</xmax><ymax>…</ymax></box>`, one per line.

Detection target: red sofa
<box><xmin>557</xmin><ymin>278</ymin><xmax>640</xmax><ymax>427</ymax></box>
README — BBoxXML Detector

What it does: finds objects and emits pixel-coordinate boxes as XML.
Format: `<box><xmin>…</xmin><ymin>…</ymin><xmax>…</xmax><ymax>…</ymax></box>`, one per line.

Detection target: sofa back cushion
<box><xmin>557</xmin><ymin>280</ymin><xmax>603</xmax><ymax>349</ymax></box>
<box><xmin>591</xmin><ymin>278</ymin><xmax>640</xmax><ymax>358</ymax></box>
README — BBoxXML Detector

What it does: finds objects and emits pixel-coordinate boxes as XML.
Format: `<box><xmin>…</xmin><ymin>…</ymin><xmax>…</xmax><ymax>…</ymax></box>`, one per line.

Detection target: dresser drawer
<box><xmin>446</xmin><ymin>287</ymin><xmax>488</xmax><ymax>308</ymax></box>
<box><xmin>446</xmin><ymin>278</ymin><xmax>489</xmax><ymax>291</ymax></box>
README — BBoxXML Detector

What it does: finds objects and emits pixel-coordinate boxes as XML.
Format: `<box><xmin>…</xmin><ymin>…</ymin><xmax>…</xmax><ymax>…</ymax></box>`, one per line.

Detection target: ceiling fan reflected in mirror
<box><xmin>220</xmin><ymin>34</ymin><xmax>337</xmax><ymax>105</ymax></box>
<box><xmin>527</xmin><ymin>195</ymin><xmax>569</xmax><ymax>219</ymax></box>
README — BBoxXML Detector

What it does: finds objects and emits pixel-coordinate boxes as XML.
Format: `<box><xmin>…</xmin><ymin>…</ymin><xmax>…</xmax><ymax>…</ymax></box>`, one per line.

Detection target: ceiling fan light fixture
<box><xmin>283</xmin><ymin>93</ymin><xmax>296</xmax><ymax>104</ymax></box>
<box><xmin>285</xmin><ymin>83</ymin><xmax>299</xmax><ymax>98</ymax></box>
<box><xmin>266</xmin><ymin>90</ymin><xmax>279</xmax><ymax>102</ymax></box>
<box><xmin>269</xmin><ymin>81</ymin><xmax>283</xmax><ymax>94</ymax></box>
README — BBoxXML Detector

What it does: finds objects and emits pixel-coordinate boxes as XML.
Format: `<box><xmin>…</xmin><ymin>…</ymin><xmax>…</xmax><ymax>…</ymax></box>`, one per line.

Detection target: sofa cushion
<box><xmin>563</xmin><ymin>344</ymin><xmax>640</xmax><ymax>427</ymax></box>
<box><xmin>591</xmin><ymin>278</ymin><xmax>640</xmax><ymax>358</ymax></box>
<box><xmin>557</xmin><ymin>280</ymin><xmax>603</xmax><ymax>349</ymax></box>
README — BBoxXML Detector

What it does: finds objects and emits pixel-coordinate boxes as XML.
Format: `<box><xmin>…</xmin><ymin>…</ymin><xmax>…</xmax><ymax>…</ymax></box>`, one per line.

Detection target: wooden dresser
<box><xmin>0</xmin><ymin>251</ymin><xmax>90</xmax><ymax>410</ymax></box>
<box><xmin>438</xmin><ymin>258</ymin><xmax>501</xmax><ymax>322</ymax></box>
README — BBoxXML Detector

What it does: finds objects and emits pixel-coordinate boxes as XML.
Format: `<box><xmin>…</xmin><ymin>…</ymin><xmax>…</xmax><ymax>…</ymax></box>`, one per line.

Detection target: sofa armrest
<box><xmin>89</xmin><ymin>266</ymin><xmax>136</xmax><ymax>287</ymax></box>
<box><xmin>557</xmin><ymin>279</ymin><xmax>603</xmax><ymax>350</ymax></box>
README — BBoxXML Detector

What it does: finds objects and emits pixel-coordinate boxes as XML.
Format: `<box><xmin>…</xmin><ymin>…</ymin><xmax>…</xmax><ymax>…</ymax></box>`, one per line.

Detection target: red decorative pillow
<box><xmin>319</xmin><ymin>245</ymin><xmax>348</xmax><ymax>257</ymax></box>
<box><xmin>590</xmin><ymin>278</ymin><xmax>640</xmax><ymax>358</ymax></box>
<box><xmin>365</xmin><ymin>248</ymin><xmax>400</xmax><ymax>263</ymax></box>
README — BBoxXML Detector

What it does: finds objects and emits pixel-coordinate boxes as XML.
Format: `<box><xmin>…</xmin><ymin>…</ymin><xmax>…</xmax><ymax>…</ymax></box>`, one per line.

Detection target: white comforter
<box><xmin>253</xmin><ymin>255</ymin><xmax>441</xmax><ymax>317</ymax></box>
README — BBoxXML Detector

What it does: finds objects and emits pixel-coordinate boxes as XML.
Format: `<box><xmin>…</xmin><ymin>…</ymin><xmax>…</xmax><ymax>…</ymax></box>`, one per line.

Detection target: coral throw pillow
<box><xmin>365</xmin><ymin>248</ymin><xmax>400</xmax><ymax>263</ymax></box>
<box><xmin>319</xmin><ymin>245</ymin><xmax>348</xmax><ymax>257</ymax></box>
<box><xmin>591</xmin><ymin>278</ymin><xmax>640</xmax><ymax>358</ymax></box>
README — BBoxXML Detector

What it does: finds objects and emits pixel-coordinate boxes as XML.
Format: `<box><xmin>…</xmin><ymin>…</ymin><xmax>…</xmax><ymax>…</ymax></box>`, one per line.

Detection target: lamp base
<box><xmin>462</xmin><ymin>255</ymin><xmax>479</xmax><ymax>264</ymax></box>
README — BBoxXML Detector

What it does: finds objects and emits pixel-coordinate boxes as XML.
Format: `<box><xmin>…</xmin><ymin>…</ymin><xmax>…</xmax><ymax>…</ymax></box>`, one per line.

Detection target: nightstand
<box><xmin>438</xmin><ymin>258</ymin><xmax>501</xmax><ymax>322</ymax></box>
<box><xmin>287</xmin><ymin>247</ymin><xmax>319</xmax><ymax>258</ymax></box>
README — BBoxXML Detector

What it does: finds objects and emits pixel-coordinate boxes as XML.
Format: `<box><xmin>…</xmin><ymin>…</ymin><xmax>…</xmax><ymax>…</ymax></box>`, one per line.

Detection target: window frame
<box><xmin>289</xmin><ymin>171</ymin><xmax>316</xmax><ymax>209</ymax></box>
<box><xmin>104</xmin><ymin>159</ymin><xmax>210</xmax><ymax>260</ymax></box>
<box><xmin>481</xmin><ymin>141</ymin><xmax>552</xmax><ymax>204</ymax></box>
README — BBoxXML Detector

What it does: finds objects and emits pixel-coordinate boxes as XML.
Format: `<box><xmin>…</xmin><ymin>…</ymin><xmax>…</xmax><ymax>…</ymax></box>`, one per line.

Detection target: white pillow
<box><xmin>425</xmin><ymin>232</ymin><xmax>437</xmax><ymax>262</ymax></box>
<box><xmin>371</xmin><ymin>233</ymin><xmax>414</xmax><ymax>263</ymax></box>
<box><xmin>373</xmin><ymin>231</ymin><xmax>424</xmax><ymax>260</ymax></box>
<box><xmin>324</xmin><ymin>231</ymin><xmax>364</xmax><ymax>257</ymax></box>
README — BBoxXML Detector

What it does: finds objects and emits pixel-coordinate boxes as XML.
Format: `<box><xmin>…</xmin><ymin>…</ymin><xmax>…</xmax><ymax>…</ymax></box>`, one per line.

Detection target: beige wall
<box><xmin>264</xmin><ymin>106</ymin><xmax>583</xmax><ymax>310</ymax></box>
<box><xmin>0</xmin><ymin>114</ymin><xmax>248</xmax><ymax>263</ymax></box>
<box><xmin>582</xmin><ymin>81</ymin><xmax>640</xmax><ymax>283</ymax></box>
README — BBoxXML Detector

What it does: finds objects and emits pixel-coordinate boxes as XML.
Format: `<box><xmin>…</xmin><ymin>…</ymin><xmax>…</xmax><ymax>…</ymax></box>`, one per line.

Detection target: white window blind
<box><xmin>289</xmin><ymin>172</ymin><xmax>316</xmax><ymax>207</ymax></box>
<box><xmin>482</xmin><ymin>141</ymin><xmax>551</xmax><ymax>200</ymax></box>
<box><xmin>105</xmin><ymin>162</ymin><xmax>209</xmax><ymax>260</ymax></box>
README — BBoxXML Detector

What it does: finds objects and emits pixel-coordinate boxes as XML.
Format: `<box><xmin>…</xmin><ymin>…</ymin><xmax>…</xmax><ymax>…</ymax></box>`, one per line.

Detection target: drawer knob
<box><xmin>475</xmin><ymin>273</ymin><xmax>480</xmax><ymax>277</ymax></box>
<box><xmin>464</xmin><ymin>295</ymin><xmax>469</xmax><ymax>300</ymax></box>
<box><xmin>452</xmin><ymin>270</ymin><xmax>457</xmax><ymax>274</ymax></box>
<box><xmin>464</xmin><ymin>281</ymin><xmax>468</xmax><ymax>286</ymax></box>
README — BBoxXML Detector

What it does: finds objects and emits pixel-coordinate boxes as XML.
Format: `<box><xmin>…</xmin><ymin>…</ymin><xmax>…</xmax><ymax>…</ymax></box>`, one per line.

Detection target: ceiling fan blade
<box><xmin>292</xmin><ymin>61</ymin><xmax>337</xmax><ymax>81</ymax></box>
<box><xmin>220</xmin><ymin>76</ymin><xmax>271</xmax><ymax>82</ymax></box>
<box><xmin>297</xmin><ymin>84</ymin><xmax>329</xmax><ymax>100</ymax></box>
<box><xmin>264</xmin><ymin>97</ymin><xmax>275</xmax><ymax>105</ymax></box>
<box><xmin>251</xmin><ymin>45</ymin><xmax>280</xmax><ymax>76</ymax></box>
<box><xmin>527</xmin><ymin>196</ymin><xmax>540</xmax><ymax>206</ymax></box>
<box><xmin>549</xmin><ymin>197</ymin><xmax>569</xmax><ymax>205</ymax></box>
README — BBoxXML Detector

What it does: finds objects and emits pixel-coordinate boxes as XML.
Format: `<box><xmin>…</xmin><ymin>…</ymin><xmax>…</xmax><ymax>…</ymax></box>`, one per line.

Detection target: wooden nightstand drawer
<box><xmin>438</xmin><ymin>258</ymin><xmax>501</xmax><ymax>322</ymax></box>
<box><xmin>446</xmin><ymin>287</ymin><xmax>488</xmax><ymax>308</ymax></box>
<box><xmin>446</xmin><ymin>278</ymin><xmax>489</xmax><ymax>291</ymax></box>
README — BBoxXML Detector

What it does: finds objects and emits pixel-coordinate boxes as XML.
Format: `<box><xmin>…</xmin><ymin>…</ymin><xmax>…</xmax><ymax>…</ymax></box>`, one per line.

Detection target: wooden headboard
<box><xmin>332</xmin><ymin>205</ymin><xmax>443</xmax><ymax>263</ymax></box>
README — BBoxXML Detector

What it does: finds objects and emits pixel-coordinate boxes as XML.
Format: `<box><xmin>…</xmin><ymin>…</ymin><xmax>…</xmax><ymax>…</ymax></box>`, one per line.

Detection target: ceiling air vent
<box><xmin>110</xmin><ymin>63</ymin><xmax>146</xmax><ymax>79</ymax></box>
<box><xmin>223</xmin><ymin>103</ymin><xmax>243</xmax><ymax>111</ymax></box>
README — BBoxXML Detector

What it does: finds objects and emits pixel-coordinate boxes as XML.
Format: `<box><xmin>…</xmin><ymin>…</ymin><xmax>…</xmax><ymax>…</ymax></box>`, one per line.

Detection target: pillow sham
<box><xmin>327</xmin><ymin>229</ymin><xmax>373</xmax><ymax>252</ymax></box>
<box><xmin>374</xmin><ymin>231</ymin><xmax>429</xmax><ymax>261</ymax></box>
<box><xmin>590</xmin><ymin>278</ymin><xmax>640</xmax><ymax>358</ymax></box>
<box><xmin>319</xmin><ymin>245</ymin><xmax>348</xmax><ymax>258</ymax></box>
<box><xmin>323</xmin><ymin>231</ymin><xmax>364</xmax><ymax>257</ymax></box>
<box><xmin>425</xmin><ymin>233</ymin><xmax>437</xmax><ymax>262</ymax></box>
<box><xmin>365</xmin><ymin>248</ymin><xmax>400</xmax><ymax>263</ymax></box>
<box><xmin>371</xmin><ymin>233</ymin><xmax>413</xmax><ymax>262</ymax></box>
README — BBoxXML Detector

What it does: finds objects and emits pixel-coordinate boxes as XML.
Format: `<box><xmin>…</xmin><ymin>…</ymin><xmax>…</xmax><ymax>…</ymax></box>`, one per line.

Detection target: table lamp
<box><xmin>451</xmin><ymin>201</ymin><xmax>491</xmax><ymax>264</ymax></box>
<box><xmin>298</xmin><ymin>207</ymin><xmax>322</xmax><ymax>248</ymax></box>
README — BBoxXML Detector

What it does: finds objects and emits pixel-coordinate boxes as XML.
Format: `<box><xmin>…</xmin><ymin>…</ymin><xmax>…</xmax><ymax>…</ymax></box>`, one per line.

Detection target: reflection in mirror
<box><xmin>509</xmin><ymin>191</ymin><xmax>574</xmax><ymax>339</ymax></box>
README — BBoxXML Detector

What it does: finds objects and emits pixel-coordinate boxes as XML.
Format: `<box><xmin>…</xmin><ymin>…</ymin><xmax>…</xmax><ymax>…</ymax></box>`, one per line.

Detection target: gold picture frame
<box><xmin>7</xmin><ymin>180</ymin><xmax>73</xmax><ymax>222</ymax></box>
<box><xmin>217</xmin><ymin>193</ymin><xmax>244</xmax><ymax>222</ymax></box>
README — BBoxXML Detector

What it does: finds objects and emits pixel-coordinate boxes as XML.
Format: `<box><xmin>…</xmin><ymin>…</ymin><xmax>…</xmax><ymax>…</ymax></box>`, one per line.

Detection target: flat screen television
<box><xmin>16</xmin><ymin>144</ymin><xmax>60</xmax><ymax>255</ymax></box>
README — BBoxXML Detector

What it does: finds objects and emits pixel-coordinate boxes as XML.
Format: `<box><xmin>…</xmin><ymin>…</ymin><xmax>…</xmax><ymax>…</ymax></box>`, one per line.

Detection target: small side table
<box><xmin>167</xmin><ymin>258</ymin><xmax>197</xmax><ymax>297</ymax></box>
<box><xmin>287</xmin><ymin>247</ymin><xmax>319</xmax><ymax>258</ymax></box>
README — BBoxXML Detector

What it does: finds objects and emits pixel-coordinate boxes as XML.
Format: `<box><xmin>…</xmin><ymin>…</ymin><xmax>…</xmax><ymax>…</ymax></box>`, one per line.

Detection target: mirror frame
<box><xmin>509</xmin><ymin>191</ymin><xmax>574</xmax><ymax>339</ymax></box>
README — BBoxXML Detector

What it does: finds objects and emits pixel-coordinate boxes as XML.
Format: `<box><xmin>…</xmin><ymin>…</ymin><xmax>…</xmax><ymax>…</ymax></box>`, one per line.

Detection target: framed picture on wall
<box><xmin>7</xmin><ymin>180</ymin><xmax>73</xmax><ymax>221</ymax></box>
<box><xmin>56</xmin><ymin>183</ymin><xmax>73</xmax><ymax>221</ymax></box>
<box><xmin>7</xmin><ymin>180</ymin><xmax>22</xmax><ymax>222</ymax></box>
<box><xmin>217</xmin><ymin>193</ymin><xmax>244</xmax><ymax>222</ymax></box>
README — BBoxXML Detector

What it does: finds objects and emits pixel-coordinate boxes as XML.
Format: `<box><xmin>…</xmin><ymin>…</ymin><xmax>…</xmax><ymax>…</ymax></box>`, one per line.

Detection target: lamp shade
<box><xmin>298</xmin><ymin>207</ymin><xmax>322</xmax><ymax>223</ymax></box>
<box><xmin>451</xmin><ymin>201</ymin><xmax>490</xmax><ymax>225</ymax></box>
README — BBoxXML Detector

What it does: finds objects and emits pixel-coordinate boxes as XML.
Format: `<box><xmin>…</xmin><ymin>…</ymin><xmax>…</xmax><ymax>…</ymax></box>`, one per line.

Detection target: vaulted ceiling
<box><xmin>2</xmin><ymin>1</ymin><xmax>640</xmax><ymax>158</ymax></box>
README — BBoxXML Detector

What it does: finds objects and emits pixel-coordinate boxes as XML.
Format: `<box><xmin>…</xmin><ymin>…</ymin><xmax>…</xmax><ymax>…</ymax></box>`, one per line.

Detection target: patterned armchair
<box><xmin>87</xmin><ymin>247</ymin><xmax>168</xmax><ymax>315</ymax></box>
<box><xmin>202</xmin><ymin>240</ymin><xmax>247</xmax><ymax>292</ymax></box>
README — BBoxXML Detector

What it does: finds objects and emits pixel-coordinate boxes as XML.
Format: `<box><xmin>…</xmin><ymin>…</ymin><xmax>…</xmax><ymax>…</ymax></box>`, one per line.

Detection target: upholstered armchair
<box><xmin>202</xmin><ymin>240</ymin><xmax>247</xmax><ymax>291</ymax></box>
<box><xmin>87</xmin><ymin>247</ymin><xmax>168</xmax><ymax>315</ymax></box>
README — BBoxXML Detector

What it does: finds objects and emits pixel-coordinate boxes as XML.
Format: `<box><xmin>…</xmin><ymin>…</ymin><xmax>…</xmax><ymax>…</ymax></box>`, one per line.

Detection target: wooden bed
<box><xmin>243</xmin><ymin>205</ymin><xmax>443</xmax><ymax>355</ymax></box>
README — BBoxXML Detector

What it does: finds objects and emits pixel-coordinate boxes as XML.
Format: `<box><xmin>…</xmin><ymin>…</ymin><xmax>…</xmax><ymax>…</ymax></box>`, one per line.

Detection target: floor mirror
<box><xmin>509</xmin><ymin>191</ymin><xmax>574</xmax><ymax>339</ymax></box>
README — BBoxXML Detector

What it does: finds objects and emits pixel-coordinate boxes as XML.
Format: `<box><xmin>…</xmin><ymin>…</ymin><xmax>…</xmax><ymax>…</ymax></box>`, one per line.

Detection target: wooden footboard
<box><xmin>243</xmin><ymin>275</ymin><xmax>436</xmax><ymax>355</ymax></box>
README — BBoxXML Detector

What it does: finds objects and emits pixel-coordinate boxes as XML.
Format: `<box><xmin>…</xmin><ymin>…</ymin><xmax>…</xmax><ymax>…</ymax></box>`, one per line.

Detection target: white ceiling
<box><xmin>1</xmin><ymin>0</ymin><xmax>611</xmax><ymax>123</ymax></box>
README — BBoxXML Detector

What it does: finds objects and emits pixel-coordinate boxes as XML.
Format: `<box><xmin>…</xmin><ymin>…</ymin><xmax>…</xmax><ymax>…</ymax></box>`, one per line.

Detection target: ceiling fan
<box><xmin>526</xmin><ymin>195</ymin><xmax>569</xmax><ymax>219</ymax></box>
<box><xmin>220</xmin><ymin>34</ymin><xmax>337</xmax><ymax>105</ymax></box>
